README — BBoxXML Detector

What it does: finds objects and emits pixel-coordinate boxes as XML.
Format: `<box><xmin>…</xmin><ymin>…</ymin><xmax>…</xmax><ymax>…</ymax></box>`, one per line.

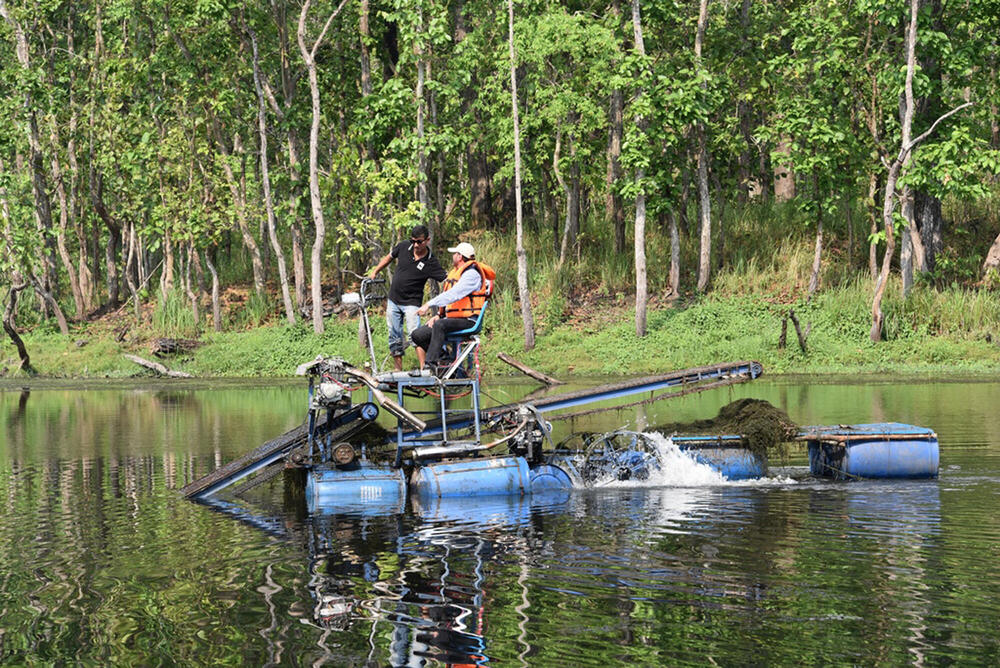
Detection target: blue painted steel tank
<box><xmin>306</xmin><ymin>465</ymin><xmax>407</xmax><ymax>514</ymax></box>
<box><xmin>411</xmin><ymin>456</ymin><xmax>530</xmax><ymax>498</ymax></box>
<box><xmin>528</xmin><ymin>464</ymin><xmax>574</xmax><ymax>492</ymax></box>
<box><xmin>802</xmin><ymin>423</ymin><xmax>939</xmax><ymax>479</ymax></box>
<box><xmin>673</xmin><ymin>435</ymin><xmax>768</xmax><ymax>480</ymax></box>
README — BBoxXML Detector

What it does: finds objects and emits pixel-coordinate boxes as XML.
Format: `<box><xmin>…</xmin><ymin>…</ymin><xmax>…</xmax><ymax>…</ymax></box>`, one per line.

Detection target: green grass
<box><xmin>9</xmin><ymin>270</ymin><xmax>999</xmax><ymax>380</ymax></box>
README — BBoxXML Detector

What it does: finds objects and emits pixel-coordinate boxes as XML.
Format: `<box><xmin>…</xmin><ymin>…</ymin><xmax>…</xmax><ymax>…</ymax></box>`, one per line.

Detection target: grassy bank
<box><xmin>9</xmin><ymin>273</ymin><xmax>1000</xmax><ymax>379</ymax></box>
<box><xmin>6</xmin><ymin>203</ymin><xmax>1000</xmax><ymax>379</ymax></box>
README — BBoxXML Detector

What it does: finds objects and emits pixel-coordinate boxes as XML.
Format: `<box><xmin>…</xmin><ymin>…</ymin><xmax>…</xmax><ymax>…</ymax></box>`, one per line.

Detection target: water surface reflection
<box><xmin>2</xmin><ymin>378</ymin><xmax>1000</xmax><ymax>664</ymax></box>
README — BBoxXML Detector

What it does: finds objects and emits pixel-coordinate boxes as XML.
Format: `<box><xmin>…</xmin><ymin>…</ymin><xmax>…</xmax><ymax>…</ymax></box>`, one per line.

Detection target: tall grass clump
<box><xmin>230</xmin><ymin>291</ymin><xmax>273</xmax><ymax>330</ymax></box>
<box><xmin>712</xmin><ymin>237</ymin><xmax>816</xmax><ymax>298</ymax></box>
<box><xmin>904</xmin><ymin>284</ymin><xmax>1000</xmax><ymax>338</ymax></box>
<box><xmin>152</xmin><ymin>289</ymin><xmax>198</xmax><ymax>337</ymax></box>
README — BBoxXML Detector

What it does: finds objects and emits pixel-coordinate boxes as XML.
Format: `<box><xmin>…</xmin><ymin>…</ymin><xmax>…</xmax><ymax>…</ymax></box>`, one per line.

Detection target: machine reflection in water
<box><xmin>301</xmin><ymin>493</ymin><xmax>564</xmax><ymax>665</ymax></box>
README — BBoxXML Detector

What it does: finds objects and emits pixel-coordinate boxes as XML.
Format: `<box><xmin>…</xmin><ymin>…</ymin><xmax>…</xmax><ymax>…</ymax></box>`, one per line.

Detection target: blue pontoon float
<box><xmin>797</xmin><ymin>423</ymin><xmax>939</xmax><ymax>480</ymax></box>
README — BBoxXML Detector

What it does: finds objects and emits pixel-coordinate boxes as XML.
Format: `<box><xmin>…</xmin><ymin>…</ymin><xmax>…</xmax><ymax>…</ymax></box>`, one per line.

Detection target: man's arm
<box><xmin>368</xmin><ymin>252</ymin><xmax>394</xmax><ymax>279</ymax></box>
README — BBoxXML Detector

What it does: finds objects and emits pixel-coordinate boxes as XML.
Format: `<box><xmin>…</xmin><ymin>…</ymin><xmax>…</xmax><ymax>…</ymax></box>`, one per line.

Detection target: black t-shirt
<box><xmin>388</xmin><ymin>241</ymin><xmax>448</xmax><ymax>305</ymax></box>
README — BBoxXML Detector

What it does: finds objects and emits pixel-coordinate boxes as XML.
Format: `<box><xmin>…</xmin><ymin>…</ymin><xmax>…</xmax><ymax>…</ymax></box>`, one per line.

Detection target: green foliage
<box><xmin>1</xmin><ymin>0</ymin><xmax>999</xmax><ymax>370</ymax></box>
<box><xmin>229</xmin><ymin>291</ymin><xmax>273</xmax><ymax>330</ymax></box>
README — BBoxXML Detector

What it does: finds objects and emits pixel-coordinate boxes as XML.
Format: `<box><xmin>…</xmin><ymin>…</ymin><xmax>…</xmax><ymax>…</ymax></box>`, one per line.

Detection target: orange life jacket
<box><xmin>440</xmin><ymin>260</ymin><xmax>495</xmax><ymax>319</ymax></box>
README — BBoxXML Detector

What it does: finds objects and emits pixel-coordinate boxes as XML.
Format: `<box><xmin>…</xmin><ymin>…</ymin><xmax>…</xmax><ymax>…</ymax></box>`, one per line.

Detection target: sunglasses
<box><xmin>411</xmin><ymin>238</ymin><xmax>428</xmax><ymax>244</ymax></box>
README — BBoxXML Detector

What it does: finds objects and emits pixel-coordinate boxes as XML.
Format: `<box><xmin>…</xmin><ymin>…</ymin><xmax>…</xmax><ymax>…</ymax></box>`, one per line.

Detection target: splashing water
<box><xmin>579</xmin><ymin>432</ymin><xmax>798</xmax><ymax>489</ymax></box>
<box><xmin>583</xmin><ymin>432</ymin><xmax>725</xmax><ymax>488</ymax></box>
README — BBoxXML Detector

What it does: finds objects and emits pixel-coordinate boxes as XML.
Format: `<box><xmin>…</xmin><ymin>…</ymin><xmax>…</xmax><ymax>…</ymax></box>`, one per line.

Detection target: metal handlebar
<box><xmin>359</xmin><ymin>278</ymin><xmax>386</xmax><ymax>307</ymax></box>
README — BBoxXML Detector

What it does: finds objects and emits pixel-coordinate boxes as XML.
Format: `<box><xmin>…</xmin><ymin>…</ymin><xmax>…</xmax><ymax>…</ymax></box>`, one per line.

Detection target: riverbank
<box><xmin>7</xmin><ymin>276</ymin><xmax>1000</xmax><ymax>379</ymax></box>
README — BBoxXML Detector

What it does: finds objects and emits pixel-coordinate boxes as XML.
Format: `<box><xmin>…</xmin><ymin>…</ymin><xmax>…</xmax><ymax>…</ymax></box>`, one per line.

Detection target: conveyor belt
<box><xmin>401</xmin><ymin>360</ymin><xmax>763</xmax><ymax>441</ymax></box>
<box><xmin>180</xmin><ymin>403</ymin><xmax>378</xmax><ymax>499</ymax></box>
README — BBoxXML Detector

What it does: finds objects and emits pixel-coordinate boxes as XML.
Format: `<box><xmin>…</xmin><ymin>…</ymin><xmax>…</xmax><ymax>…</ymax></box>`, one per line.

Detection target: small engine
<box><xmin>504</xmin><ymin>405</ymin><xmax>552</xmax><ymax>465</ymax></box>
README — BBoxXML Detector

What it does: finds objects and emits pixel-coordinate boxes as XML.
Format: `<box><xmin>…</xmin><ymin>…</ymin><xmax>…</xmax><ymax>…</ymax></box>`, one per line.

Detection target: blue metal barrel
<box><xmin>306</xmin><ymin>465</ymin><xmax>407</xmax><ymax>514</ymax></box>
<box><xmin>411</xmin><ymin>456</ymin><xmax>530</xmax><ymax>498</ymax></box>
<box><xmin>673</xmin><ymin>435</ymin><xmax>768</xmax><ymax>480</ymax></box>
<box><xmin>529</xmin><ymin>464</ymin><xmax>574</xmax><ymax>492</ymax></box>
<box><xmin>802</xmin><ymin>423</ymin><xmax>939</xmax><ymax>479</ymax></box>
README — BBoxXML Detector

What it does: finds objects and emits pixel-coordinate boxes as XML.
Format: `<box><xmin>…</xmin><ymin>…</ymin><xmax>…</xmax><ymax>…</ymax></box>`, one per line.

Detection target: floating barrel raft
<box><xmin>797</xmin><ymin>423</ymin><xmax>939</xmax><ymax>480</ymax></box>
<box><xmin>182</xmin><ymin>359</ymin><xmax>941</xmax><ymax>517</ymax></box>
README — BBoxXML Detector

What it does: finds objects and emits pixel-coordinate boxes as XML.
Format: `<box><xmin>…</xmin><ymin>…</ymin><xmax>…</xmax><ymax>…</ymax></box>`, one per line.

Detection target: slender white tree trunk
<box><xmin>694</xmin><ymin>0</ymin><xmax>712</xmax><ymax>293</ymax></box>
<box><xmin>871</xmin><ymin>0</ymin><xmax>969</xmax><ymax>340</ymax></box>
<box><xmin>249</xmin><ymin>25</ymin><xmax>296</xmax><ymax>325</ymax></box>
<box><xmin>669</xmin><ymin>210</ymin><xmax>680</xmax><ymax>298</ymax></box>
<box><xmin>298</xmin><ymin>0</ymin><xmax>349</xmax><ymax>333</ymax></box>
<box><xmin>508</xmin><ymin>0</ymin><xmax>535</xmax><ymax>349</ymax></box>
<box><xmin>416</xmin><ymin>5</ymin><xmax>429</xmax><ymax>214</ymax></box>
<box><xmin>631</xmin><ymin>0</ymin><xmax>648</xmax><ymax>336</ymax></box>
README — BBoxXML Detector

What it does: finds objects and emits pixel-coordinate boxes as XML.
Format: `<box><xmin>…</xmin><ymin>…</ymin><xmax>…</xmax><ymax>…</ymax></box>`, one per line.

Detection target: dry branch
<box><xmin>123</xmin><ymin>354</ymin><xmax>193</xmax><ymax>378</ymax></box>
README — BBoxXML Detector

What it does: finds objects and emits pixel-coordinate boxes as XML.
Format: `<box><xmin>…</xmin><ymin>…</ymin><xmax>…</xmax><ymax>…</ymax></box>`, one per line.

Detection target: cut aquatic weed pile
<box><xmin>650</xmin><ymin>398</ymin><xmax>798</xmax><ymax>461</ymax></box>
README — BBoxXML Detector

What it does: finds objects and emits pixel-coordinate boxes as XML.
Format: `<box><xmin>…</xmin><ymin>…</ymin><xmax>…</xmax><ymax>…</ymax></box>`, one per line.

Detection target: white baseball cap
<box><xmin>447</xmin><ymin>242</ymin><xmax>476</xmax><ymax>259</ymax></box>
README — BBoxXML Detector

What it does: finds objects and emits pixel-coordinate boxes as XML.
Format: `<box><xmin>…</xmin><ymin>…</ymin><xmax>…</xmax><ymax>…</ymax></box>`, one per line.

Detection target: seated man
<box><xmin>411</xmin><ymin>241</ymin><xmax>495</xmax><ymax>374</ymax></box>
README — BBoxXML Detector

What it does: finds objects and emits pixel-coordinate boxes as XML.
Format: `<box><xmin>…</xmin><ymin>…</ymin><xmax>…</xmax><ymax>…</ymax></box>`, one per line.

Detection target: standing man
<box><xmin>369</xmin><ymin>225</ymin><xmax>448</xmax><ymax>371</ymax></box>
<box><xmin>412</xmin><ymin>241</ymin><xmax>495</xmax><ymax>373</ymax></box>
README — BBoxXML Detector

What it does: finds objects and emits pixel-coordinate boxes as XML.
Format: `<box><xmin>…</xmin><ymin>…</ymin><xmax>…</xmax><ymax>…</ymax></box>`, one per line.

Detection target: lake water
<box><xmin>2</xmin><ymin>374</ymin><xmax>999</xmax><ymax>665</ymax></box>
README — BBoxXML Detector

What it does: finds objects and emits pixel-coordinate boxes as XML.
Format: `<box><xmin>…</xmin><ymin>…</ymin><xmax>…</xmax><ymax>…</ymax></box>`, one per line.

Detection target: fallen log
<box><xmin>123</xmin><ymin>354</ymin><xmax>193</xmax><ymax>378</ymax></box>
<box><xmin>497</xmin><ymin>352</ymin><xmax>564</xmax><ymax>386</ymax></box>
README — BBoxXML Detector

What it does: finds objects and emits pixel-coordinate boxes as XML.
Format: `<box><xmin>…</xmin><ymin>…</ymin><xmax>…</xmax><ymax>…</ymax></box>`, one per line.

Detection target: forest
<box><xmin>1</xmin><ymin>0</ymin><xmax>999</xmax><ymax>371</ymax></box>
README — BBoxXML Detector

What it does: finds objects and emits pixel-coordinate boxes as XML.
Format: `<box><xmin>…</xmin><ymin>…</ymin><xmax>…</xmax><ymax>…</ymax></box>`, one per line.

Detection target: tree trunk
<box><xmin>185</xmin><ymin>243</ymin><xmax>200</xmax><ymax>327</ymax></box>
<box><xmin>508</xmin><ymin>0</ymin><xmax>535</xmax><ymax>350</ymax></box>
<box><xmin>983</xmin><ymin>233</ymin><xmax>1000</xmax><ymax>277</ymax></box>
<box><xmin>359</xmin><ymin>0</ymin><xmax>373</xmax><ymax>98</ymax></box>
<box><xmin>89</xmin><ymin>155</ymin><xmax>121</xmax><ymax>306</ymax></box>
<box><xmin>607</xmin><ymin>86</ymin><xmax>625</xmax><ymax>255</ymax></box>
<box><xmin>867</xmin><ymin>171</ymin><xmax>880</xmax><ymax>279</ymax></box>
<box><xmin>632</xmin><ymin>0</ymin><xmax>649</xmax><ymax>336</ymax></box>
<box><xmin>607</xmin><ymin>0</ymin><xmax>626</xmax><ymax>256</ymax></box>
<box><xmin>273</xmin><ymin>1</ymin><xmax>308</xmax><ymax>309</ymax></box>
<box><xmin>0</xmin><ymin>2</ymin><xmax>62</xmax><ymax>308</ymax></box>
<box><xmin>773</xmin><ymin>135</ymin><xmax>796</xmax><ymax>201</ymax></box>
<box><xmin>415</xmin><ymin>5</ymin><xmax>429</xmax><ymax>215</ymax></box>
<box><xmin>556</xmin><ymin>129</ymin><xmax>580</xmax><ymax>267</ymax></box>
<box><xmin>809</xmin><ymin>216</ymin><xmax>823</xmax><ymax>297</ymax></box>
<box><xmin>914</xmin><ymin>190</ymin><xmax>943</xmax><ymax>272</ymax></box>
<box><xmin>124</xmin><ymin>221</ymin><xmax>141</xmax><ymax>321</ymax></box>
<box><xmin>468</xmin><ymin>140</ymin><xmax>494</xmax><ymax>229</ymax></box>
<box><xmin>694</xmin><ymin>0</ymin><xmax>712</xmax><ymax>293</ymax></box>
<box><xmin>29</xmin><ymin>274</ymin><xmax>69</xmax><ymax>335</ymax></box>
<box><xmin>161</xmin><ymin>225</ymin><xmax>175</xmax><ymax>300</ymax></box>
<box><xmin>65</xmin><ymin>17</ymin><xmax>93</xmax><ymax>315</ymax></box>
<box><xmin>48</xmin><ymin>121</ymin><xmax>85</xmax><ymax>319</ymax></box>
<box><xmin>900</xmin><ymin>183</ymin><xmax>926</xmax><ymax>297</ymax></box>
<box><xmin>204</xmin><ymin>251</ymin><xmax>222</xmax><ymax>332</ymax></box>
<box><xmin>3</xmin><ymin>281</ymin><xmax>35</xmax><ymax>374</ymax></box>
<box><xmin>298</xmin><ymin>0</ymin><xmax>350</xmax><ymax>333</ymax></box>
<box><xmin>668</xmin><ymin>209</ymin><xmax>680</xmax><ymax>298</ymax></box>
<box><xmin>249</xmin><ymin>23</ymin><xmax>296</xmax><ymax>325</ymax></box>
<box><xmin>874</xmin><ymin>0</ymin><xmax>917</xmax><ymax>341</ymax></box>
<box><xmin>213</xmin><ymin>128</ymin><xmax>265</xmax><ymax>297</ymax></box>
<box><xmin>873</xmin><ymin>3</ymin><xmax>972</xmax><ymax>334</ymax></box>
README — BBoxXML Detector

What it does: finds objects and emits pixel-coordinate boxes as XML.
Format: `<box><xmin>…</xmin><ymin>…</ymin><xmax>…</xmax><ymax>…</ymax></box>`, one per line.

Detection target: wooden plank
<box><xmin>497</xmin><ymin>352</ymin><xmax>564</xmax><ymax>386</ymax></box>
